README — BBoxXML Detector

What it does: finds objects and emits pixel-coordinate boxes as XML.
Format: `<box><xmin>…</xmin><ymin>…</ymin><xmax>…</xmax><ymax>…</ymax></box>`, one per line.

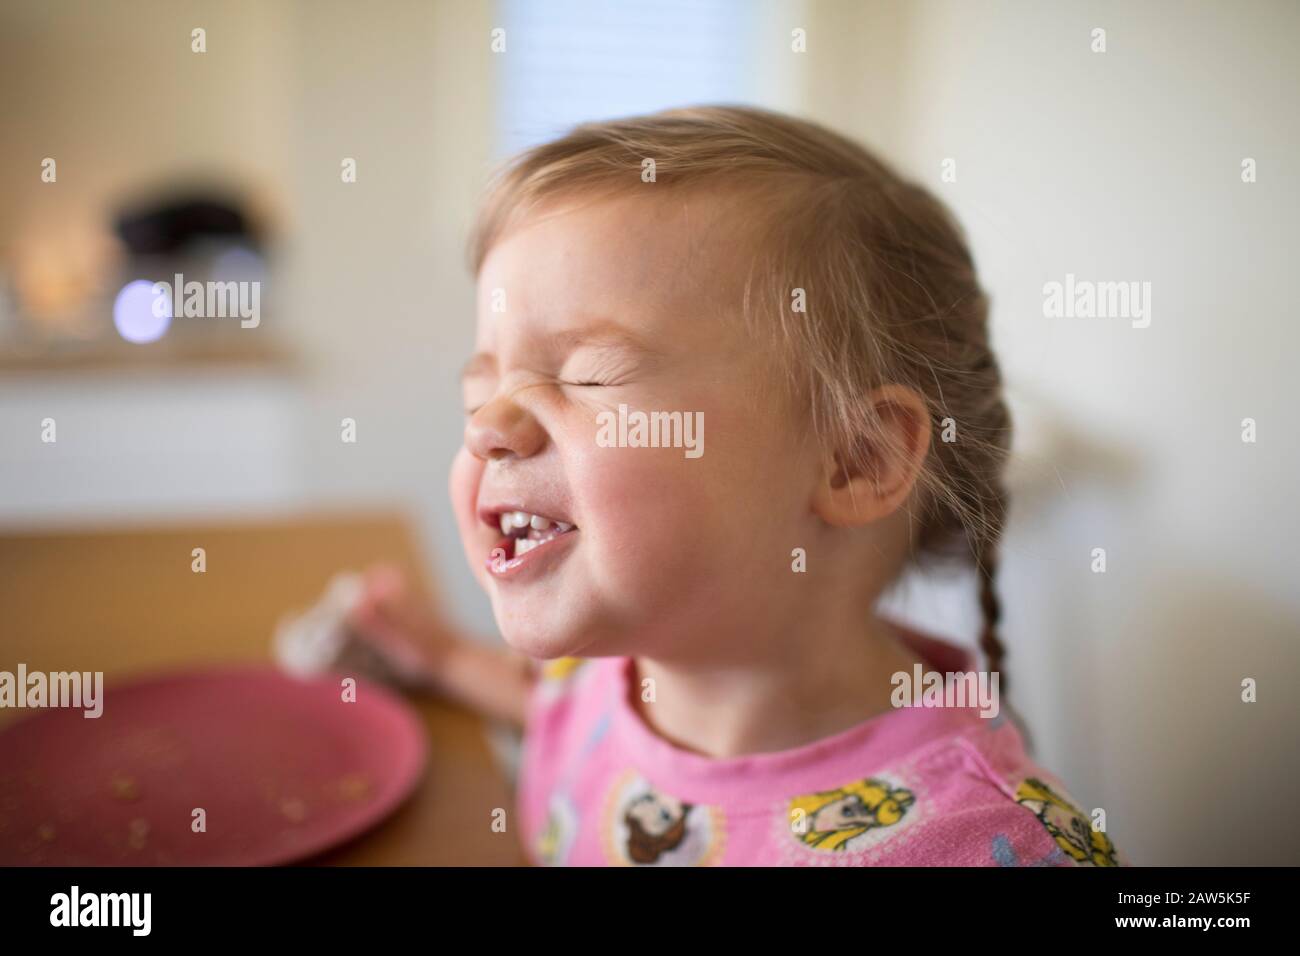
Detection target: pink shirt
<box><xmin>516</xmin><ymin>626</ymin><xmax>1127</xmax><ymax>866</ymax></box>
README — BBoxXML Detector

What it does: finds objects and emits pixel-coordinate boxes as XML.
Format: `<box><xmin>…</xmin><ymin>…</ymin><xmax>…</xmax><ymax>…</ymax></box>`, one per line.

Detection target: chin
<box><xmin>492</xmin><ymin>604</ymin><xmax>599</xmax><ymax>661</ymax></box>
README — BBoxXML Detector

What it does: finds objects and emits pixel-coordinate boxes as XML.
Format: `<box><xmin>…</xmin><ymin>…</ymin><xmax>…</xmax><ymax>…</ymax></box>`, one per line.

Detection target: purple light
<box><xmin>113</xmin><ymin>279</ymin><xmax>172</xmax><ymax>344</ymax></box>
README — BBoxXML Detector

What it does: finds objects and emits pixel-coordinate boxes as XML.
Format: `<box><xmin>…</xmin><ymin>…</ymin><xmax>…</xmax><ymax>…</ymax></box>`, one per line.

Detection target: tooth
<box><xmin>530</xmin><ymin>515</ymin><xmax>552</xmax><ymax>531</ymax></box>
<box><xmin>556</xmin><ymin>522</ymin><xmax>572</xmax><ymax>533</ymax></box>
<box><xmin>499</xmin><ymin>514</ymin><xmax>513</xmax><ymax>536</ymax></box>
<box><xmin>516</xmin><ymin>538</ymin><xmax>536</xmax><ymax>555</ymax></box>
<box><xmin>510</xmin><ymin>511</ymin><xmax>529</xmax><ymax>529</ymax></box>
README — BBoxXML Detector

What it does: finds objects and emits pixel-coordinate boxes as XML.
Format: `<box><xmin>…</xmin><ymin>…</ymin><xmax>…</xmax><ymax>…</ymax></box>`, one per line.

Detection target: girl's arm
<box><xmin>426</xmin><ymin>637</ymin><xmax>536</xmax><ymax>729</ymax></box>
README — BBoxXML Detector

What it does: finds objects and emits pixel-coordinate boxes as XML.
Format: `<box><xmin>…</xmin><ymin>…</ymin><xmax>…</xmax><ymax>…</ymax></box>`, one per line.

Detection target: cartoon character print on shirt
<box><xmin>1014</xmin><ymin>777</ymin><xmax>1120</xmax><ymax>867</ymax></box>
<box><xmin>534</xmin><ymin>792</ymin><xmax>580</xmax><ymax>866</ymax></box>
<box><xmin>786</xmin><ymin>776</ymin><xmax>917</xmax><ymax>854</ymax></box>
<box><xmin>603</xmin><ymin>770</ymin><xmax>725</xmax><ymax>866</ymax></box>
<box><xmin>530</xmin><ymin>707</ymin><xmax>613</xmax><ymax>866</ymax></box>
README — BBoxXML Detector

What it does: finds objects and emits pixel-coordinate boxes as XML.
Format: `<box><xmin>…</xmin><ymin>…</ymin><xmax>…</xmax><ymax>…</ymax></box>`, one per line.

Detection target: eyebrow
<box><xmin>549</xmin><ymin>320</ymin><xmax>658</xmax><ymax>356</ymax></box>
<box><xmin>459</xmin><ymin>319</ymin><xmax>657</xmax><ymax>382</ymax></box>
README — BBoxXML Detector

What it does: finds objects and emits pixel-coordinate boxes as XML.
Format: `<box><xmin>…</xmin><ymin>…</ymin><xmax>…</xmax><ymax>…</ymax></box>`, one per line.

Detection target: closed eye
<box><xmin>465</xmin><ymin>379</ymin><xmax>608</xmax><ymax>414</ymax></box>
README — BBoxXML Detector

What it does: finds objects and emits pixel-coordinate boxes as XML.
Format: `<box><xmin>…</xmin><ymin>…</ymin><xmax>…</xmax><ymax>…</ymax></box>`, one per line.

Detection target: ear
<box><xmin>811</xmin><ymin>384</ymin><xmax>932</xmax><ymax>528</ymax></box>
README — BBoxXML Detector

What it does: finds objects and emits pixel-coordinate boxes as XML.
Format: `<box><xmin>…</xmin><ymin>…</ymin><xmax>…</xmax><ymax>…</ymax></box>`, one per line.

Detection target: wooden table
<box><xmin>0</xmin><ymin>511</ymin><xmax>526</xmax><ymax>865</ymax></box>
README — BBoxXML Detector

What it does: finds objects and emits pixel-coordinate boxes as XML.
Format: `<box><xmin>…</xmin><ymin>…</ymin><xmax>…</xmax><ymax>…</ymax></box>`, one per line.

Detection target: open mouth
<box><xmin>487</xmin><ymin>510</ymin><xmax>577</xmax><ymax>563</ymax></box>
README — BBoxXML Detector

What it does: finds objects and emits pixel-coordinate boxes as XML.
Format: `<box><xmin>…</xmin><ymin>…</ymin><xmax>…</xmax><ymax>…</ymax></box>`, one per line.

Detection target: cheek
<box><xmin>569</xmin><ymin>440</ymin><xmax>730</xmax><ymax>578</ymax></box>
<box><xmin>573</xmin><ymin>407</ymin><xmax>807</xmax><ymax>588</ymax></box>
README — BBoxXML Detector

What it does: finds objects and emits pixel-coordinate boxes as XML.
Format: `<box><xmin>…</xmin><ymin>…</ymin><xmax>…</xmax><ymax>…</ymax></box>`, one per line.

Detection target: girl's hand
<box><xmin>344</xmin><ymin>563</ymin><xmax>460</xmax><ymax>683</ymax></box>
<box><xmin>344</xmin><ymin>563</ymin><xmax>535</xmax><ymax>727</ymax></box>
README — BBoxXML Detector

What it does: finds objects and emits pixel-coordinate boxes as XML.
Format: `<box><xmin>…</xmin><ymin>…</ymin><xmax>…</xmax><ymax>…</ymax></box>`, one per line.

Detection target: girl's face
<box><xmin>450</xmin><ymin>192</ymin><xmax>819</xmax><ymax>661</ymax></box>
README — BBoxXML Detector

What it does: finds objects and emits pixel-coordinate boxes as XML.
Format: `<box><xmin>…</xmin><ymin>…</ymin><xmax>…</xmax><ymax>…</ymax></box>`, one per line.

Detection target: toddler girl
<box><xmin>349</xmin><ymin>105</ymin><xmax>1124</xmax><ymax>867</ymax></box>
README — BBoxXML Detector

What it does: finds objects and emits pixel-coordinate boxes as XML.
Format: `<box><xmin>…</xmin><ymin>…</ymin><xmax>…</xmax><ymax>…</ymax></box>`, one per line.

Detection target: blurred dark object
<box><xmin>114</xmin><ymin>194</ymin><xmax>263</xmax><ymax>257</ymax></box>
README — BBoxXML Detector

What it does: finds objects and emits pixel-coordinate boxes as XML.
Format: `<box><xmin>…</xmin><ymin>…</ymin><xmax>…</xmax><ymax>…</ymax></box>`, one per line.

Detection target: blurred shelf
<box><xmin>0</xmin><ymin>336</ymin><xmax>298</xmax><ymax>375</ymax></box>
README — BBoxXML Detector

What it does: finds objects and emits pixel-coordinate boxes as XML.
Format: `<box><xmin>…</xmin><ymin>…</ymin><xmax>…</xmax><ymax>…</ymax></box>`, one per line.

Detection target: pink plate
<box><xmin>0</xmin><ymin>666</ymin><xmax>427</xmax><ymax>866</ymax></box>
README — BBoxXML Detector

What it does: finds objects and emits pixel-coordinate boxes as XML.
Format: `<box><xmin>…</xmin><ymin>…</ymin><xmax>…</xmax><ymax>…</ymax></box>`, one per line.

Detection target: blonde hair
<box><xmin>468</xmin><ymin>105</ymin><xmax>1013</xmax><ymax>685</ymax></box>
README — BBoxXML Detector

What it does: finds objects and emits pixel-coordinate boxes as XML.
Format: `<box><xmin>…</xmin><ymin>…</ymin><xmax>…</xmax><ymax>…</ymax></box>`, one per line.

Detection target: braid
<box><xmin>977</xmin><ymin>542</ymin><xmax>1005</xmax><ymax>692</ymax></box>
<box><xmin>975</xmin><ymin>475</ymin><xmax>1009</xmax><ymax>693</ymax></box>
<box><xmin>974</xmin><ymin>482</ymin><xmax>1035</xmax><ymax>751</ymax></box>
